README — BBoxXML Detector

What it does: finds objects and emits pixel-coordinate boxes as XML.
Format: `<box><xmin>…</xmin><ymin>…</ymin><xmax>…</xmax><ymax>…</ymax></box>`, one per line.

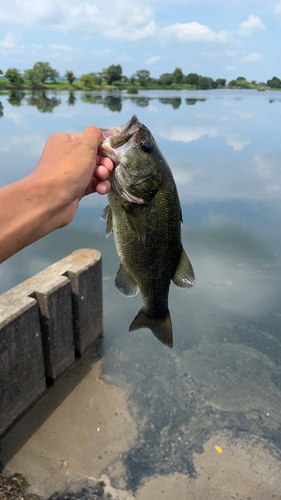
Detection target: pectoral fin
<box><xmin>172</xmin><ymin>247</ymin><xmax>195</xmax><ymax>288</ymax></box>
<box><xmin>125</xmin><ymin>207</ymin><xmax>146</xmax><ymax>242</ymax></box>
<box><xmin>115</xmin><ymin>264</ymin><xmax>139</xmax><ymax>297</ymax></box>
<box><xmin>101</xmin><ymin>205</ymin><xmax>113</xmax><ymax>238</ymax></box>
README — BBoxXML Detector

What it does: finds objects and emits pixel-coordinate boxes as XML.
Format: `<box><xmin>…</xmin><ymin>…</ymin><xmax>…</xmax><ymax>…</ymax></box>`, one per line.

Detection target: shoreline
<box><xmin>1</xmin><ymin>82</ymin><xmax>280</xmax><ymax>92</ymax></box>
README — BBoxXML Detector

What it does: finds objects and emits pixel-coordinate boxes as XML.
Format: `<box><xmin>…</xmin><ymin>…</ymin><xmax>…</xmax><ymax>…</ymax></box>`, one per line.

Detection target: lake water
<box><xmin>1</xmin><ymin>89</ymin><xmax>281</xmax><ymax>499</ymax></box>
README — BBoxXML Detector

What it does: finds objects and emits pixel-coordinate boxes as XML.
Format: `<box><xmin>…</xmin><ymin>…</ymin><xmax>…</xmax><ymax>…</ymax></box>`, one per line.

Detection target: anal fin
<box><xmin>115</xmin><ymin>265</ymin><xmax>139</xmax><ymax>297</ymax></box>
<box><xmin>172</xmin><ymin>247</ymin><xmax>195</xmax><ymax>288</ymax></box>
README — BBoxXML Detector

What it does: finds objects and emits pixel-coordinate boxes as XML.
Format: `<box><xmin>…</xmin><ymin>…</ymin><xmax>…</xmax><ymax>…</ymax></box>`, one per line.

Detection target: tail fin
<box><xmin>129</xmin><ymin>308</ymin><xmax>173</xmax><ymax>348</ymax></box>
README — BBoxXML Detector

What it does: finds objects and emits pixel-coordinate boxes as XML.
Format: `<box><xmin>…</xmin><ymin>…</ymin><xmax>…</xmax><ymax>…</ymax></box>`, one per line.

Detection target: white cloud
<box><xmin>242</xmin><ymin>52</ymin><xmax>262</xmax><ymax>62</ymax></box>
<box><xmin>238</xmin><ymin>15</ymin><xmax>267</xmax><ymax>37</ymax></box>
<box><xmin>0</xmin><ymin>1</ymin><xmax>64</xmax><ymax>26</ymax></box>
<box><xmin>144</xmin><ymin>55</ymin><xmax>161</xmax><ymax>65</ymax></box>
<box><xmin>0</xmin><ymin>32</ymin><xmax>18</xmax><ymax>50</ymax></box>
<box><xmin>0</xmin><ymin>31</ymin><xmax>18</xmax><ymax>55</ymax></box>
<box><xmin>49</xmin><ymin>44</ymin><xmax>77</xmax><ymax>52</ymax></box>
<box><xmin>172</xmin><ymin>166</ymin><xmax>193</xmax><ymax>185</ymax></box>
<box><xmin>227</xmin><ymin>51</ymin><xmax>236</xmax><ymax>57</ymax></box>
<box><xmin>236</xmin><ymin>111</ymin><xmax>253</xmax><ymax>120</ymax></box>
<box><xmin>275</xmin><ymin>1</ymin><xmax>281</xmax><ymax>16</ymax></box>
<box><xmin>0</xmin><ymin>1</ymin><xmax>157</xmax><ymax>41</ymax></box>
<box><xmin>31</xmin><ymin>44</ymin><xmax>43</xmax><ymax>49</ymax></box>
<box><xmin>91</xmin><ymin>49</ymin><xmax>116</xmax><ymax>57</ymax></box>
<box><xmin>161</xmin><ymin>22</ymin><xmax>229</xmax><ymax>43</ymax></box>
<box><xmin>3</xmin><ymin>108</ymin><xmax>23</xmax><ymax>126</ymax></box>
<box><xmin>226</xmin><ymin>65</ymin><xmax>237</xmax><ymax>71</ymax></box>
<box><xmin>114</xmin><ymin>20</ymin><xmax>156</xmax><ymax>40</ymax></box>
<box><xmin>0</xmin><ymin>132</ymin><xmax>45</xmax><ymax>158</ymax></box>
<box><xmin>255</xmin><ymin>150</ymin><xmax>281</xmax><ymax>194</ymax></box>
<box><xmin>159</xmin><ymin>126</ymin><xmax>219</xmax><ymax>143</ymax></box>
<box><xmin>117</xmin><ymin>53</ymin><xmax>133</xmax><ymax>62</ymax></box>
<box><xmin>148</xmin><ymin>105</ymin><xmax>158</xmax><ymax>113</ymax></box>
<box><xmin>201</xmin><ymin>51</ymin><xmax>220</xmax><ymax>59</ymax></box>
<box><xmin>227</xmin><ymin>134</ymin><xmax>251</xmax><ymax>151</ymax></box>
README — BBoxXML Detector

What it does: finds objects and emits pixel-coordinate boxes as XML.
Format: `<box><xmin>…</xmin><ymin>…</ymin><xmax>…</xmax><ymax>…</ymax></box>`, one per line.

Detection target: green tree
<box><xmin>80</xmin><ymin>73</ymin><xmax>96</xmax><ymax>88</ymax></box>
<box><xmin>32</xmin><ymin>62</ymin><xmax>59</xmax><ymax>83</ymax></box>
<box><xmin>215</xmin><ymin>78</ymin><xmax>226</xmax><ymax>87</ymax></box>
<box><xmin>185</xmin><ymin>73</ymin><xmax>199</xmax><ymax>86</ymax></box>
<box><xmin>24</xmin><ymin>68</ymin><xmax>42</xmax><ymax>85</ymax></box>
<box><xmin>209</xmin><ymin>78</ymin><xmax>217</xmax><ymax>89</ymax></box>
<box><xmin>90</xmin><ymin>72</ymin><xmax>102</xmax><ymax>85</ymax></box>
<box><xmin>104</xmin><ymin>96</ymin><xmax>122</xmax><ymax>112</ymax></box>
<box><xmin>103</xmin><ymin>64</ymin><xmax>122</xmax><ymax>85</ymax></box>
<box><xmin>4</xmin><ymin>68</ymin><xmax>24</xmax><ymax>85</ymax></box>
<box><xmin>8</xmin><ymin>90</ymin><xmax>25</xmax><ymax>106</ymax></box>
<box><xmin>135</xmin><ymin>69</ymin><xmax>151</xmax><ymax>87</ymax></box>
<box><xmin>236</xmin><ymin>80</ymin><xmax>251</xmax><ymax>89</ymax></box>
<box><xmin>65</xmin><ymin>70</ymin><xmax>76</xmax><ymax>85</ymax></box>
<box><xmin>67</xmin><ymin>92</ymin><xmax>76</xmax><ymax>106</ymax></box>
<box><xmin>229</xmin><ymin>79</ymin><xmax>237</xmax><ymax>87</ymax></box>
<box><xmin>80</xmin><ymin>93</ymin><xmax>103</xmax><ymax>104</ymax></box>
<box><xmin>186</xmin><ymin>98</ymin><xmax>197</xmax><ymax>105</ymax></box>
<box><xmin>159</xmin><ymin>97</ymin><xmax>181</xmax><ymax>109</ymax></box>
<box><xmin>173</xmin><ymin>67</ymin><xmax>184</xmax><ymax>84</ymax></box>
<box><xmin>197</xmin><ymin>76</ymin><xmax>212</xmax><ymax>89</ymax></box>
<box><xmin>26</xmin><ymin>91</ymin><xmax>61</xmax><ymax>113</ymax></box>
<box><xmin>133</xmin><ymin>97</ymin><xmax>150</xmax><ymax>107</ymax></box>
<box><xmin>267</xmin><ymin>76</ymin><xmax>281</xmax><ymax>88</ymax></box>
<box><xmin>236</xmin><ymin>76</ymin><xmax>246</xmax><ymax>82</ymax></box>
<box><xmin>158</xmin><ymin>73</ymin><xmax>174</xmax><ymax>86</ymax></box>
<box><xmin>0</xmin><ymin>70</ymin><xmax>3</xmax><ymax>75</ymax></box>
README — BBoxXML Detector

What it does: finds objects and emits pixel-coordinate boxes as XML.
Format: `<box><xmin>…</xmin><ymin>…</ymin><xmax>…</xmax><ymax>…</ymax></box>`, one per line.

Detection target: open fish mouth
<box><xmin>98</xmin><ymin>115</ymin><xmax>144</xmax><ymax>204</ymax></box>
<box><xmin>98</xmin><ymin>115</ymin><xmax>141</xmax><ymax>163</ymax></box>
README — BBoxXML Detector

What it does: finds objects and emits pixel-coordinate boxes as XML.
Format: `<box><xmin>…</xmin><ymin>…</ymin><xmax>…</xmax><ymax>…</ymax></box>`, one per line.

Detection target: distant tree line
<box><xmin>1</xmin><ymin>62</ymin><xmax>281</xmax><ymax>90</ymax></box>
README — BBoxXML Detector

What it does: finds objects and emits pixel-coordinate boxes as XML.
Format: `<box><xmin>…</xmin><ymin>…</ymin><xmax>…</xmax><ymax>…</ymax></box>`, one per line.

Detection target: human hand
<box><xmin>0</xmin><ymin>126</ymin><xmax>114</xmax><ymax>263</ymax></box>
<box><xmin>29</xmin><ymin>126</ymin><xmax>114</xmax><ymax>227</ymax></box>
<box><xmin>34</xmin><ymin>126</ymin><xmax>113</xmax><ymax>197</ymax></box>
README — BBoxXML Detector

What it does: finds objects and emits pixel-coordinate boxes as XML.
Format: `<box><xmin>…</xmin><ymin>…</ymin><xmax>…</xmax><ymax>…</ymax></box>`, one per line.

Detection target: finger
<box><xmin>96</xmin><ymin>155</ymin><xmax>114</xmax><ymax>171</ymax></box>
<box><xmin>95</xmin><ymin>165</ymin><xmax>110</xmax><ymax>181</ymax></box>
<box><xmin>96</xmin><ymin>180</ymin><xmax>111</xmax><ymax>195</ymax></box>
<box><xmin>80</xmin><ymin>126</ymin><xmax>104</xmax><ymax>150</ymax></box>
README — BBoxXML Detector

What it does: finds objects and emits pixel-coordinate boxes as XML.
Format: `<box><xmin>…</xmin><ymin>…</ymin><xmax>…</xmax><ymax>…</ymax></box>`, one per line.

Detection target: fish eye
<box><xmin>140</xmin><ymin>140</ymin><xmax>152</xmax><ymax>153</ymax></box>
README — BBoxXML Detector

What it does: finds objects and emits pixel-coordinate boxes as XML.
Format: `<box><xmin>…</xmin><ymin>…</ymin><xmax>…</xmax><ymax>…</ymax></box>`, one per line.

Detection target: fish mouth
<box><xmin>98</xmin><ymin>114</ymin><xmax>141</xmax><ymax>162</ymax></box>
<box><xmin>98</xmin><ymin>115</ymin><xmax>145</xmax><ymax>204</ymax></box>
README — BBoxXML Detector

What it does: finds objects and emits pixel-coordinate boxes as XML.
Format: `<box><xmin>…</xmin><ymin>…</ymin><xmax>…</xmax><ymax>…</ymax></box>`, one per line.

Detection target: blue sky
<box><xmin>0</xmin><ymin>0</ymin><xmax>281</xmax><ymax>82</ymax></box>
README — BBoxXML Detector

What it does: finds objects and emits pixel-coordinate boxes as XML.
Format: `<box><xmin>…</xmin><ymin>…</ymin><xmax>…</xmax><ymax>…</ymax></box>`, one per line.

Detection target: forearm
<box><xmin>0</xmin><ymin>127</ymin><xmax>113</xmax><ymax>264</ymax></box>
<box><xmin>0</xmin><ymin>175</ymin><xmax>69</xmax><ymax>264</ymax></box>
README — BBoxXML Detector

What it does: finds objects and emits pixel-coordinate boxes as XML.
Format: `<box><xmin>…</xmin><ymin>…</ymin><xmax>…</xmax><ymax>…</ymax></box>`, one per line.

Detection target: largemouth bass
<box><xmin>98</xmin><ymin>115</ymin><xmax>195</xmax><ymax>348</ymax></box>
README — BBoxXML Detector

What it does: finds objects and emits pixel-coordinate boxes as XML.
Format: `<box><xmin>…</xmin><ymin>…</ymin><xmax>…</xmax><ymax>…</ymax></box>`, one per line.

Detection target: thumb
<box><xmin>79</xmin><ymin>126</ymin><xmax>104</xmax><ymax>154</ymax></box>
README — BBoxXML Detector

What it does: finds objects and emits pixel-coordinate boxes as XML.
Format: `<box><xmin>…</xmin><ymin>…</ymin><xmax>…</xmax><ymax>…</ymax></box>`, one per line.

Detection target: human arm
<box><xmin>0</xmin><ymin>126</ymin><xmax>113</xmax><ymax>264</ymax></box>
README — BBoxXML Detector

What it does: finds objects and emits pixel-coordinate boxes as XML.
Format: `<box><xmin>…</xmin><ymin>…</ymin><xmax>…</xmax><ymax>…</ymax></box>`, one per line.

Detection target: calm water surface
<box><xmin>1</xmin><ymin>89</ymin><xmax>281</xmax><ymax>497</ymax></box>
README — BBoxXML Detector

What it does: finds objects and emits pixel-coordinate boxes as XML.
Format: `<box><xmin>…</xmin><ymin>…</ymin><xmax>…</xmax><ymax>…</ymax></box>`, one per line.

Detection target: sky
<box><xmin>0</xmin><ymin>0</ymin><xmax>281</xmax><ymax>82</ymax></box>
